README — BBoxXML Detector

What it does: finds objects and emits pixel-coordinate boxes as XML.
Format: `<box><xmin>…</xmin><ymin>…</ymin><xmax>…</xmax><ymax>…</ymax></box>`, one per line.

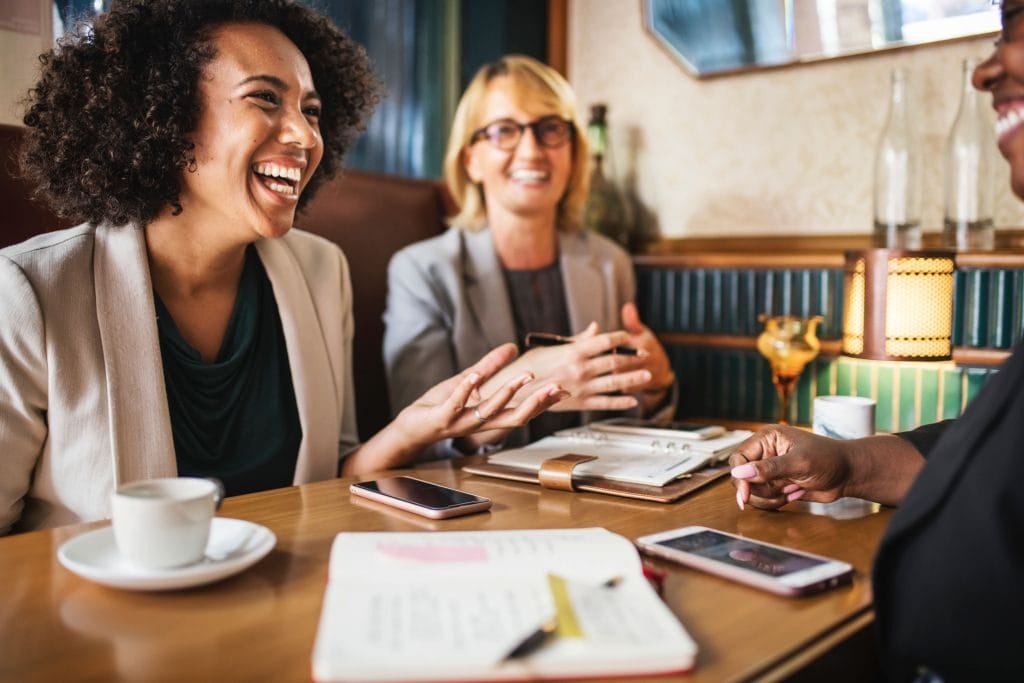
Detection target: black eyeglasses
<box><xmin>469</xmin><ymin>116</ymin><xmax>574</xmax><ymax>150</ymax></box>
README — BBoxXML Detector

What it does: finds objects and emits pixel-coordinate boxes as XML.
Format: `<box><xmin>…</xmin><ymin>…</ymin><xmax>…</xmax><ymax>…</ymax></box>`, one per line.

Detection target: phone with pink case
<box><xmin>350</xmin><ymin>477</ymin><xmax>492</xmax><ymax>519</ymax></box>
<box><xmin>636</xmin><ymin>526</ymin><xmax>854</xmax><ymax>596</ymax></box>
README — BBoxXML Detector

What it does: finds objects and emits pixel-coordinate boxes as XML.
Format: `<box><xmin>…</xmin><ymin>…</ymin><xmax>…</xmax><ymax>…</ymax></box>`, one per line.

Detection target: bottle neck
<box><xmin>588</xmin><ymin>121</ymin><xmax>608</xmax><ymax>158</ymax></box>
<box><xmin>958</xmin><ymin>60</ymin><xmax>978</xmax><ymax>116</ymax></box>
<box><xmin>887</xmin><ymin>70</ymin><xmax>909</xmax><ymax>125</ymax></box>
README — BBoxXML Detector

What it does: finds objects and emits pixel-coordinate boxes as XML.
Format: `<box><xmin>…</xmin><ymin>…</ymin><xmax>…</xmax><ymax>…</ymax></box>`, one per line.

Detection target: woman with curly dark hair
<box><xmin>0</xmin><ymin>0</ymin><xmax>566</xmax><ymax>534</ymax></box>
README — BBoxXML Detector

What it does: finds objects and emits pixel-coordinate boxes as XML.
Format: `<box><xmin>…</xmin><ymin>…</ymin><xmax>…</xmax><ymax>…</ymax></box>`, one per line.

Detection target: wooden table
<box><xmin>0</xmin><ymin>460</ymin><xmax>892</xmax><ymax>682</ymax></box>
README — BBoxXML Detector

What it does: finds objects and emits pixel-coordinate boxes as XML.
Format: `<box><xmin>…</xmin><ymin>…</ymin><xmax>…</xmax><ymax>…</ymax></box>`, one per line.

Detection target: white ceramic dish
<box><xmin>57</xmin><ymin>517</ymin><xmax>275</xmax><ymax>591</ymax></box>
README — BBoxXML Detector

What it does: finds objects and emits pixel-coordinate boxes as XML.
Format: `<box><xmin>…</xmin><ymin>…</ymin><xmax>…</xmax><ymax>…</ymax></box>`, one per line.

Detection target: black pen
<box><xmin>500</xmin><ymin>616</ymin><xmax>558</xmax><ymax>662</ymax></box>
<box><xmin>500</xmin><ymin>575</ymin><xmax>622</xmax><ymax>664</ymax></box>
<box><xmin>524</xmin><ymin>332</ymin><xmax>639</xmax><ymax>356</ymax></box>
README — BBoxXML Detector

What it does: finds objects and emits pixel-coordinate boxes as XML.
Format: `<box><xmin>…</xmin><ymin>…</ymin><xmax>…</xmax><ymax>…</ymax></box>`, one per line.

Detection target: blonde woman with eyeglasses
<box><xmin>383</xmin><ymin>55</ymin><xmax>677</xmax><ymax>457</ymax></box>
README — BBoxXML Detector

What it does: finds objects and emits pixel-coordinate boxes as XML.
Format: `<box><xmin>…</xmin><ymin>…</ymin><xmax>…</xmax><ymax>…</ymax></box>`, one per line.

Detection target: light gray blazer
<box><xmin>383</xmin><ymin>227</ymin><xmax>650</xmax><ymax>453</ymax></box>
<box><xmin>0</xmin><ymin>223</ymin><xmax>358</xmax><ymax>534</ymax></box>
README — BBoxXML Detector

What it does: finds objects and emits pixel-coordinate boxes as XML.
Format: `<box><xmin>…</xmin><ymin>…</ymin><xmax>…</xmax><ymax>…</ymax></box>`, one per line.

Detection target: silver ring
<box><xmin>473</xmin><ymin>407</ymin><xmax>487</xmax><ymax>423</ymax></box>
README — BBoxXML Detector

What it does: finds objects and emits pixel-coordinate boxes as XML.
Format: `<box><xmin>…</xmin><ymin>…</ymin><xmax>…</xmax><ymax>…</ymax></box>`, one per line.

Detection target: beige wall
<box><xmin>567</xmin><ymin>0</ymin><xmax>1024</xmax><ymax>239</ymax></box>
<box><xmin>0</xmin><ymin>27</ymin><xmax>45</xmax><ymax>127</ymax></box>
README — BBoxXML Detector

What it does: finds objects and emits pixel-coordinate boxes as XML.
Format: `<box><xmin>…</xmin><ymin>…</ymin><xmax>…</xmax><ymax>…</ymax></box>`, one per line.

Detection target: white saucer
<box><xmin>57</xmin><ymin>517</ymin><xmax>276</xmax><ymax>591</ymax></box>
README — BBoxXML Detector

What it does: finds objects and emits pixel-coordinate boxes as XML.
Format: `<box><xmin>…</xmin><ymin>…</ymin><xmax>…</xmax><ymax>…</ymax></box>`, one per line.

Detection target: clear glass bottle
<box><xmin>583</xmin><ymin>104</ymin><xmax>630</xmax><ymax>248</ymax></box>
<box><xmin>873</xmin><ymin>68</ymin><xmax>922</xmax><ymax>249</ymax></box>
<box><xmin>943</xmin><ymin>58</ymin><xmax>995</xmax><ymax>251</ymax></box>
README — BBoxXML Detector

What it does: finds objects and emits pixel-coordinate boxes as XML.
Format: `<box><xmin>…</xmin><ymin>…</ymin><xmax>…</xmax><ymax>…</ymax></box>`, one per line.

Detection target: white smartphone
<box><xmin>590</xmin><ymin>418</ymin><xmax>726</xmax><ymax>440</ymax></box>
<box><xmin>635</xmin><ymin>526</ymin><xmax>854</xmax><ymax>597</ymax></box>
<box><xmin>349</xmin><ymin>477</ymin><xmax>492</xmax><ymax>519</ymax></box>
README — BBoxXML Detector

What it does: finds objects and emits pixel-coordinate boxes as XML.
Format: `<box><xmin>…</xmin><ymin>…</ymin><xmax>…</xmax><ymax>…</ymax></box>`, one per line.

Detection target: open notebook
<box><xmin>311</xmin><ymin>528</ymin><xmax>697</xmax><ymax>682</ymax></box>
<box><xmin>483</xmin><ymin>424</ymin><xmax>752</xmax><ymax>487</ymax></box>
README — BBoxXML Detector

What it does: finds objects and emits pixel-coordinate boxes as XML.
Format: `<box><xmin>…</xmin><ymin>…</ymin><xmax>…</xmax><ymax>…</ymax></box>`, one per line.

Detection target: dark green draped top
<box><xmin>154</xmin><ymin>246</ymin><xmax>302</xmax><ymax>496</ymax></box>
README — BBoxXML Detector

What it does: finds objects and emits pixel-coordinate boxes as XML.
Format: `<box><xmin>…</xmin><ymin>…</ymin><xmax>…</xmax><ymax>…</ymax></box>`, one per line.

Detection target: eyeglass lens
<box><xmin>477</xmin><ymin>116</ymin><xmax>572</xmax><ymax>150</ymax></box>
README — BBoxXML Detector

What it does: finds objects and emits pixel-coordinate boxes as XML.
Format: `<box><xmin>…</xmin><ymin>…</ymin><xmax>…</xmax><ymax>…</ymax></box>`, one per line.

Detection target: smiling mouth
<box><xmin>253</xmin><ymin>162</ymin><xmax>300</xmax><ymax>197</ymax></box>
<box><xmin>510</xmin><ymin>169</ymin><xmax>549</xmax><ymax>182</ymax></box>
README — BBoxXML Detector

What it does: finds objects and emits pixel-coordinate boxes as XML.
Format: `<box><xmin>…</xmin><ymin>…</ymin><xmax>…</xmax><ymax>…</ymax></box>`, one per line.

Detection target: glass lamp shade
<box><xmin>841</xmin><ymin>249</ymin><xmax>955</xmax><ymax>361</ymax></box>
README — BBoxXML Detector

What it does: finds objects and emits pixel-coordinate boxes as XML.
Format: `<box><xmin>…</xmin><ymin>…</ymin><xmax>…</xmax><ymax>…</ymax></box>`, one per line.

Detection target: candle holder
<box><xmin>756</xmin><ymin>314</ymin><xmax>822</xmax><ymax>425</ymax></box>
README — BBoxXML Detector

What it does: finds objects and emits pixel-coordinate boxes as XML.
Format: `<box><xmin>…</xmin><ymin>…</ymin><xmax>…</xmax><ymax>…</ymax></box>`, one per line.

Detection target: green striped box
<box><xmin>671</xmin><ymin>348</ymin><xmax>998</xmax><ymax>432</ymax></box>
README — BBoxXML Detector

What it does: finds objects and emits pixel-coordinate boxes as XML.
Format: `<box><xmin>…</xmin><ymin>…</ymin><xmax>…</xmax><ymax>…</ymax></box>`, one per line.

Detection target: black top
<box><xmin>876</xmin><ymin>343</ymin><xmax>1024</xmax><ymax>680</ymax></box>
<box><xmin>154</xmin><ymin>246</ymin><xmax>302</xmax><ymax>496</ymax></box>
<box><xmin>896</xmin><ymin>419</ymin><xmax>956</xmax><ymax>457</ymax></box>
<box><xmin>503</xmin><ymin>261</ymin><xmax>580</xmax><ymax>440</ymax></box>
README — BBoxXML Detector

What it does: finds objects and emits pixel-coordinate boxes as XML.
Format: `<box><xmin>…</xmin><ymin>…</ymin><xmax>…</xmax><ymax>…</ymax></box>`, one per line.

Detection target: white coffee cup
<box><xmin>111</xmin><ymin>477</ymin><xmax>224</xmax><ymax>570</ymax></box>
<box><xmin>813</xmin><ymin>396</ymin><xmax>876</xmax><ymax>440</ymax></box>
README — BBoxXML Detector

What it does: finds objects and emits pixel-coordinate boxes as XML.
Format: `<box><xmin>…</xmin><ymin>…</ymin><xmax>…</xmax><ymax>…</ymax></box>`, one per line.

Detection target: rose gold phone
<box><xmin>636</xmin><ymin>526</ymin><xmax>854</xmax><ymax>597</ymax></box>
<box><xmin>349</xmin><ymin>477</ymin><xmax>492</xmax><ymax>519</ymax></box>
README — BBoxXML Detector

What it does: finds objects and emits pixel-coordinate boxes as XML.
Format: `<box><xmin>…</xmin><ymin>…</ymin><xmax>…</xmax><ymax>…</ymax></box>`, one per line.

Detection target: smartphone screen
<box><xmin>353</xmin><ymin>477</ymin><xmax>486</xmax><ymax>510</ymax></box>
<box><xmin>654</xmin><ymin>530</ymin><xmax>824</xmax><ymax>577</ymax></box>
<box><xmin>638</xmin><ymin>526</ymin><xmax>853</xmax><ymax>596</ymax></box>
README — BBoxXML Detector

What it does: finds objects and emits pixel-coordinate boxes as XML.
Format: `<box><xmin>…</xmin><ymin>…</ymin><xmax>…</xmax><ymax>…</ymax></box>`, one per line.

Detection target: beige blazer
<box><xmin>0</xmin><ymin>223</ymin><xmax>358</xmax><ymax>534</ymax></box>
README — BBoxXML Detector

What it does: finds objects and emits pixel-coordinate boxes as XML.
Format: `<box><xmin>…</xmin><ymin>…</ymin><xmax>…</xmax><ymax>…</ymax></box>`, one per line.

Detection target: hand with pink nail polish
<box><xmin>727</xmin><ymin>425</ymin><xmax>853</xmax><ymax>511</ymax></box>
<box><xmin>727</xmin><ymin>425</ymin><xmax>925</xmax><ymax>510</ymax></box>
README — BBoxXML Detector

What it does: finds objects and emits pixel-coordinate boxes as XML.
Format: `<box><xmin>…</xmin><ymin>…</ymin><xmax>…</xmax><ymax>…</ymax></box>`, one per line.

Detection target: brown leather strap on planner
<box><xmin>537</xmin><ymin>454</ymin><xmax>599</xmax><ymax>492</ymax></box>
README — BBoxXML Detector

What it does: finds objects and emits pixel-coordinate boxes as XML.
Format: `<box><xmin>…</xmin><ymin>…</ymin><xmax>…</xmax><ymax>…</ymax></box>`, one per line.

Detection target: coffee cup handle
<box><xmin>205</xmin><ymin>478</ymin><xmax>225</xmax><ymax>510</ymax></box>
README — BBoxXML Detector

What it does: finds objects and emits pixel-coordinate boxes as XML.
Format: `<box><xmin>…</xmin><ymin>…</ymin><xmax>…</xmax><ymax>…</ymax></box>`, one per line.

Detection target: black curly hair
<box><xmin>20</xmin><ymin>0</ymin><xmax>379</xmax><ymax>226</ymax></box>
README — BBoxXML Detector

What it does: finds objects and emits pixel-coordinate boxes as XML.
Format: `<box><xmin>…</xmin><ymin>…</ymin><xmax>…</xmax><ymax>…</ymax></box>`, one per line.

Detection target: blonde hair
<box><xmin>443</xmin><ymin>55</ymin><xmax>590</xmax><ymax>232</ymax></box>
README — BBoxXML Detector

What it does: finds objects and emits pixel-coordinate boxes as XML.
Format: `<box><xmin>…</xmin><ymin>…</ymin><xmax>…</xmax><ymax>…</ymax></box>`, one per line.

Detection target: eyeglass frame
<box><xmin>468</xmin><ymin>115</ymin><xmax>575</xmax><ymax>151</ymax></box>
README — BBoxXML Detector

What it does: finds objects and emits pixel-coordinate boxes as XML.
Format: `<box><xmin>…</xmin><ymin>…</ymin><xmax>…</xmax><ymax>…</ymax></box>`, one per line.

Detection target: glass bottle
<box><xmin>873</xmin><ymin>68</ymin><xmax>922</xmax><ymax>249</ymax></box>
<box><xmin>583</xmin><ymin>104</ymin><xmax>630</xmax><ymax>248</ymax></box>
<box><xmin>943</xmin><ymin>58</ymin><xmax>995</xmax><ymax>251</ymax></box>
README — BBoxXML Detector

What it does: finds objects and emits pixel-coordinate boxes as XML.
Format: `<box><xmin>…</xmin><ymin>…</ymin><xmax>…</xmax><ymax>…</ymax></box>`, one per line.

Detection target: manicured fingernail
<box><xmin>641</xmin><ymin>370</ymin><xmax>652</xmax><ymax>381</ymax></box>
<box><xmin>731</xmin><ymin>463</ymin><xmax>757</xmax><ymax>479</ymax></box>
<box><xmin>787</xmin><ymin>490</ymin><xmax>806</xmax><ymax>502</ymax></box>
<box><xmin>736</xmin><ymin>489</ymin><xmax>745</xmax><ymax>511</ymax></box>
<box><xmin>782</xmin><ymin>483</ymin><xmax>801</xmax><ymax>494</ymax></box>
<box><xmin>517</xmin><ymin>372</ymin><xmax>534</xmax><ymax>385</ymax></box>
<box><xmin>467</xmin><ymin>372</ymin><xmax>480</xmax><ymax>383</ymax></box>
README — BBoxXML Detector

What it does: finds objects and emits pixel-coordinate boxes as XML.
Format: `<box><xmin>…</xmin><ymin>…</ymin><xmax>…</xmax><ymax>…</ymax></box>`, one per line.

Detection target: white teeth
<box><xmin>511</xmin><ymin>169</ymin><xmax>548</xmax><ymax>181</ymax></box>
<box><xmin>996</xmin><ymin>106</ymin><xmax>1024</xmax><ymax>138</ymax></box>
<box><xmin>264</xmin><ymin>180</ymin><xmax>296</xmax><ymax>196</ymax></box>
<box><xmin>253</xmin><ymin>163</ymin><xmax>302</xmax><ymax>182</ymax></box>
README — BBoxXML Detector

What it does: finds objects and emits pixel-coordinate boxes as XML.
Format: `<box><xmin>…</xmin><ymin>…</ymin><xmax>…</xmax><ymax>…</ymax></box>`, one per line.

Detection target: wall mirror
<box><xmin>645</xmin><ymin>0</ymin><xmax>1000</xmax><ymax>78</ymax></box>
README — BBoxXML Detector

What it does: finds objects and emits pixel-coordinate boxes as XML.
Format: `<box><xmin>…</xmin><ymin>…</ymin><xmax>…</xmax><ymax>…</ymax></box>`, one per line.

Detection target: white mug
<box><xmin>813</xmin><ymin>396</ymin><xmax>876</xmax><ymax>440</ymax></box>
<box><xmin>112</xmin><ymin>477</ymin><xmax>223</xmax><ymax>570</ymax></box>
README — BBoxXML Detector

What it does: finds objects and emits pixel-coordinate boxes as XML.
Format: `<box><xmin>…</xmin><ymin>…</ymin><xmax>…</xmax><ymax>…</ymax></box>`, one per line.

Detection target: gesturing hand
<box><xmin>621</xmin><ymin>302</ymin><xmax>675</xmax><ymax>411</ymax></box>
<box><xmin>394</xmin><ymin>343</ymin><xmax>569</xmax><ymax>444</ymax></box>
<box><xmin>480</xmin><ymin>324</ymin><xmax>652</xmax><ymax>413</ymax></box>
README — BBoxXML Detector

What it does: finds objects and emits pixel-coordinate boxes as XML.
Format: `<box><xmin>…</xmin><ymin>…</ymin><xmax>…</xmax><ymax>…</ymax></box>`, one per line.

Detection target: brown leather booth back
<box><xmin>1</xmin><ymin>121</ymin><xmax>448</xmax><ymax>442</ymax></box>
<box><xmin>0</xmin><ymin>124</ymin><xmax>71</xmax><ymax>248</ymax></box>
<box><xmin>296</xmin><ymin>169</ymin><xmax>448</xmax><ymax>439</ymax></box>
